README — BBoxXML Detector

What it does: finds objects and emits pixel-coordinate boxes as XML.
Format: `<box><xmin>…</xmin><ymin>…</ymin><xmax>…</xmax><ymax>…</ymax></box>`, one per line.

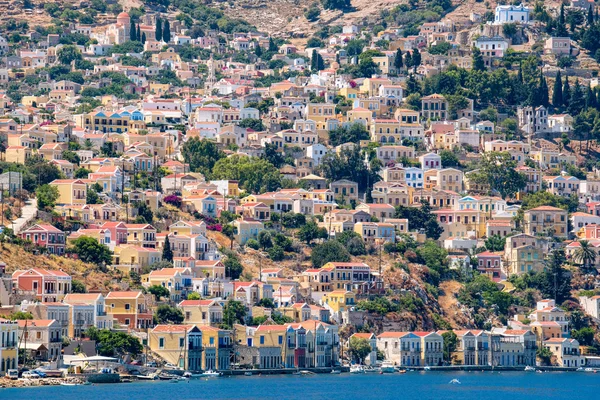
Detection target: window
<box><xmin>260</xmin><ymin>336</ymin><xmax>265</xmax><ymax>345</ymax></box>
<box><xmin>159</xmin><ymin>338</ymin><xmax>165</xmax><ymax>349</ymax></box>
<box><xmin>125</xmin><ymin>303</ymin><xmax>131</xmax><ymax>310</ymax></box>
<box><xmin>125</xmin><ymin>318</ymin><xmax>130</xmax><ymax>325</ymax></box>
<box><xmin>180</xmin><ymin>338</ymin><xmax>184</xmax><ymax>348</ymax></box>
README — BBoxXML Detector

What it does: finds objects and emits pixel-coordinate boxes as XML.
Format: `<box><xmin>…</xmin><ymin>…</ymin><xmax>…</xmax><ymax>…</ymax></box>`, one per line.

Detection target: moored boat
<box><xmin>380</xmin><ymin>362</ymin><xmax>395</xmax><ymax>373</ymax></box>
<box><xmin>350</xmin><ymin>365</ymin><xmax>365</xmax><ymax>374</ymax></box>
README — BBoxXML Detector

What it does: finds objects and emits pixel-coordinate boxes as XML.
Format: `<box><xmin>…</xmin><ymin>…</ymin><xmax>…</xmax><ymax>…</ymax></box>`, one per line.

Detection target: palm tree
<box><xmin>574</xmin><ymin>240</ymin><xmax>597</xmax><ymax>273</ymax></box>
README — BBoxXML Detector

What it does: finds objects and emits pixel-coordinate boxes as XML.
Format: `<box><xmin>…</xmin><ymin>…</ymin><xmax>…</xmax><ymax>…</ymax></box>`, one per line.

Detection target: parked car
<box><xmin>146</xmin><ymin>361</ymin><xmax>157</xmax><ymax>367</ymax></box>
<box><xmin>22</xmin><ymin>371</ymin><xmax>40</xmax><ymax>379</ymax></box>
<box><xmin>32</xmin><ymin>370</ymin><xmax>47</xmax><ymax>378</ymax></box>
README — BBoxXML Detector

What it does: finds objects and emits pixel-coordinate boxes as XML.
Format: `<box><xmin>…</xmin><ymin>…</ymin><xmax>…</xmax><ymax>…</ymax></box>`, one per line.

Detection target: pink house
<box><xmin>19</xmin><ymin>224</ymin><xmax>65</xmax><ymax>255</ymax></box>
<box><xmin>476</xmin><ymin>251</ymin><xmax>503</xmax><ymax>281</ymax></box>
<box><xmin>12</xmin><ymin>268</ymin><xmax>72</xmax><ymax>302</ymax></box>
<box><xmin>100</xmin><ymin>221</ymin><xmax>128</xmax><ymax>247</ymax></box>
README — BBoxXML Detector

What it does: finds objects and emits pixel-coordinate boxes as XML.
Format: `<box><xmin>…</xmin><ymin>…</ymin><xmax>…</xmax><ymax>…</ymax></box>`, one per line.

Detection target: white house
<box><xmin>493</xmin><ymin>3</ymin><xmax>530</xmax><ymax>25</ymax></box>
<box><xmin>580</xmin><ymin>295</ymin><xmax>600</xmax><ymax>319</ymax></box>
<box><xmin>307</xmin><ymin>143</ymin><xmax>328</xmax><ymax>166</ymax></box>
<box><xmin>404</xmin><ymin>167</ymin><xmax>424</xmax><ymax>189</ymax></box>
<box><xmin>473</xmin><ymin>36</ymin><xmax>509</xmax><ymax>58</ymax></box>
<box><xmin>570</xmin><ymin>212</ymin><xmax>600</xmax><ymax>235</ymax></box>
<box><xmin>419</xmin><ymin>152</ymin><xmax>442</xmax><ymax>170</ymax></box>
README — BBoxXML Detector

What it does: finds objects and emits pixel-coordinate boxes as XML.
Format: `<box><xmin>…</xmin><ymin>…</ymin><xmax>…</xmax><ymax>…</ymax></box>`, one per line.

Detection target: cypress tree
<box><xmin>155</xmin><ymin>16</ymin><xmax>162</xmax><ymax>42</ymax></box>
<box><xmin>539</xmin><ymin>74</ymin><xmax>549</xmax><ymax>107</ymax></box>
<box><xmin>404</xmin><ymin>51</ymin><xmax>412</xmax><ymax>68</ymax></box>
<box><xmin>255</xmin><ymin>44</ymin><xmax>263</xmax><ymax>57</ymax></box>
<box><xmin>562</xmin><ymin>75</ymin><xmax>570</xmax><ymax>108</ymax></box>
<box><xmin>269</xmin><ymin>37</ymin><xmax>277</xmax><ymax>52</ymax></box>
<box><xmin>317</xmin><ymin>53</ymin><xmax>325</xmax><ymax>70</ymax></box>
<box><xmin>411</xmin><ymin>48</ymin><xmax>421</xmax><ymax>71</ymax></box>
<box><xmin>136</xmin><ymin>24</ymin><xmax>141</xmax><ymax>42</ymax></box>
<box><xmin>588</xmin><ymin>5</ymin><xmax>594</xmax><ymax>25</ymax></box>
<box><xmin>472</xmin><ymin>46</ymin><xmax>485</xmax><ymax>71</ymax></box>
<box><xmin>394</xmin><ymin>48</ymin><xmax>403</xmax><ymax>70</ymax></box>
<box><xmin>552</xmin><ymin>70</ymin><xmax>563</xmax><ymax>108</ymax></box>
<box><xmin>568</xmin><ymin>79</ymin><xmax>585</xmax><ymax>115</ymax></box>
<box><xmin>129</xmin><ymin>17</ymin><xmax>136</xmax><ymax>41</ymax></box>
<box><xmin>162</xmin><ymin>235</ymin><xmax>173</xmax><ymax>262</ymax></box>
<box><xmin>311</xmin><ymin>49</ymin><xmax>318</xmax><ymax>71</ymax></box>
<box><xmin>141</xmin><ymin>32</ymin><xmax>146</xmax><ymax>44</ymax></box>
<box><xmin>585</xmin><ymin>84</ymin><xmax>597</xmax><ymax>109</ymax></box>
<box><xmin>163</xmin><ymin>20</ymin><xmax>171</xmax><ymax>43</ymax></box>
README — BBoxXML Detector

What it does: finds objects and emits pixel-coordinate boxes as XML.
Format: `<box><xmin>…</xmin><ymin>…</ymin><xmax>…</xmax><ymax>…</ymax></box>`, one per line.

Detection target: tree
<box><xmin>222</xmin><ymin>300</ymin><xmax>247</xmax><ymax>328</ymax></box>
<box><xmin>321</xmin><ymin>0</ymin><xmax>351</xmax><ymax>10</ymax></box>
<box><xmin>148</xmin><ymin>285</ymin><xmax>170</xmax><ymax>301</ymax></box>
<box><xmin>537</xmin><ymin>346</ymin><xmax>553</xmax><ymax>366</ymax></box>
<box><xmin>70</xmin><ymin>236</ymin><xmax>112</xmax><ymax>266</ymax></box>
<box><xmin>86</xmin><ymin>187</ymin><xmax>102</xmax><ymax>205</ymax></box>
<box><xmin>297</xmin><ymin>221</ymin><xmax>327</xmax><ymax>245</ymax></box>
<box><xmin>269</xmin><ymin>37</ymin><xmax>277</xmax><ymax>52</ymax></box>
<box><xmin>328</xmin><ymin>123</ymin><xmax>370</xmax><ymax>146</ymax></box>
<box><xmin>485</xmin><ymin>235</ymin><xmax>505</xmax><ymax>252</ymax></box>
<box><xmin>162</xmin><ymin>235</ymin><xmax>173</xmax><ymax>262</ymax></box>
<box><xmin>258</xmin><ymin>230</ymin><xmax>273</xmax><ymax>249</ymax></box>
<box><xmin>224</xmin><ymin>256</ymin><xmax>243</xmax><ymax>279</ymax></box>
<box><xmin>469</xmin><ymin>151</ymin><xmax>526</xmax><ymax>199</ymax></box>
<box><xmin>57</xmin><ymin>45</ymin><xmax>83</xmax><ymax>65</ymax></box>
<box><xmin>572</xmin><ymin>327</ymin><xmax>595</xmax><ymax>346</ymax></box>
<box><xmin>187</xmin><ymin>292</ymin><xmax>201</xmax><ymax>300</ymax></box>
<box><xmin>573</xmin><ymin>240</ymin><xmax>597</xmax><ymax>273</ymax></box>
<box><xmin>394</xmin><ymin>48</ymin><xmax>403</xmax><ymax>70</ymax></box>
<box><xmin>222</xmin><ymin>224</ymin><xmax>236</xmax><ymax>250</ymax></box>
<box><xmin>442</xmin><ymin>331</ymin><xmax>458</xmax><ymax>364</ymax></box>
<box><xmin>585</xmin><ymin>84</ymin><xmax>597</xmax><ymax>110</ymax></box>
<box><xmin>141</xmin><ymin>32</ymin><xmax>146</xmax><ymax>44</ymax></box>
<box><xmin>238</xmin><ymin>118</ymin><xmax>265</xmax><ymax>131</ymax></box>
<box><xmin>211</xmin><ymin>155</ymin><xmax>282</xmax><ymax>194</ymax></box>
<box><xmin>87</xmin><ymin>328</ymin><xmax>142</xmax><ymax>357</ymax></box>
<box><xmin>181</xmin><ymin>137</ymin><xmax>225</xmax><ymax>178</ymax></box>
<box><xmin>71</xmin><ymin>279</ymin><xmax>87</xmax><ymax>293</ymax></box>
<box><xmin>411</xmin><ymin>48</ymin><xmax>421</xmax><ymax>71</ymax></box>
<box><xmin>311</xmin><ymin>240</ymin><xmax>351</xmax><ymax>268</ymax></box>
<box><xmin>349</xmin><ymin>336</ymin><xmax>372</xmax><ymax>364</ymax></box>
<box><xmin>472</xmin><ymin>47</ymin><xmax>485</xmax><ymax>71</ymax></box>
<box><xmin>36</xmin><ymin>184</ymin><xmax>59</xmax><ymax>211</ymax></box>
<box><xmin>136</xmin><ymin>24</ymin><xmax>141</xmax><ymax>42</ymax></box>
<box><xmin>311</xmin><ymin>49</ymin><xmax>325</xmax><ymax>71</ymax></box>
<box><xmin>130</xmin><ymin>18</ymin><xmax>137</xmax><ymax>41</ymax></box>
<box><xmin>569</xmin><ymin>79</ymin><xmax>585</xmax><ymax>116</ymax></box>
<box><xmin>163</xmin><ymin>19</ymin><xmax>171</xmax><ymax>43</ymax></box>
<box><xmin>404</xmin><ymin>51</ymin><xmax>412</xmax><ymax>69</ymax></box>
<box><xmin>552</xmin><ymin>71</ymin><xmax>563</xmax><ymax>108</ymax></box>
<box><xmin>155</xmin><ymin>16</ymin><xmax>162</xmax><ymax>42</ymax></box>
<box><xmin>439</xmin><ymin>149</ymin><xmax>459</xmax><ymax>167</ymax></box>
<box><xmin>154</xmin><ymin>304</ymin><xmax>184</xmax><ymax>324</ymax></box>
<box><xmin>395</xmin><ymin>201</ymin><xmax>443</xmax><ymax>240</ymax></box>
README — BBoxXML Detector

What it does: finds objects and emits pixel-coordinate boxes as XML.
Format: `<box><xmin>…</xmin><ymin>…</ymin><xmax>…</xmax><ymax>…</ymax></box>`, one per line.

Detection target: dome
<box><xmin>117</xmin><ymin>12</ymin><xmax>130</xmax><ymax>19</ymax></box>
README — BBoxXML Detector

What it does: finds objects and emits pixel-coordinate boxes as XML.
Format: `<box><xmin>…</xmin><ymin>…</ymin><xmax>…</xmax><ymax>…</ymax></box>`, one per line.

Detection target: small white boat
<box><xmin>423</xmin><ymin>366</ymin><xmax>431</xmax><ymax>371</ymax></box>
<box><xmin>330</xmin><ymin>369</ymin><xmax>341</xmax><ymax>374</ymax></box>
<box><xmin>380</xmin><ymin>361</ymin><xmax>395</xmax><ymax>373</ymax></box>
<box><xmin>449</xmin><ymin>379</ymin><xmax>461</xmax><ymax>385</ymax></box>
<box><xmin>60</xmin><ymin>382</ymin><xmax>79</xmax><ymax>386</ymax></box>
<box><xmin>244</xmin><ymin>371</ymin><xmax>253</xmax><ymax>376</ymax></box>
<box><xmin>585</xmin><ymin>367</ymin><xmax>595</xmax><ymax>372</ymax></box>
<box><xmin>536</xmin><ymin>370</ymin><xmax>543</xmax><ymax>374</ymax></box>
<box><xmin>364</xmin><ymin>366</ymin><xmax>380</xmax><ymax>373</ymax></box>
<box><xmin>524</xmin><ymin>366</ymin><xmax>536</xmax><ymax>372</ymax></box>
<box><xmin>202</xmin><ymin>370</ymin><xmax>222</xmax><ymax>377</ymax></box>
<box><xmin>350</xmin><ymin>365</ymin><xmax>365</xmax><ymax>374</ymax></box>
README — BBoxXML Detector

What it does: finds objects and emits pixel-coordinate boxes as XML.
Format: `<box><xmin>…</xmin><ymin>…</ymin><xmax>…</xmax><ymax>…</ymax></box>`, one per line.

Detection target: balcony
<box><xmin>97</xmin><ymin>311</ymin><xmax>107</xmax><ymax>316</ymax></box>
<box><xmin>50</xmin><ymin>338</ymin><xmax>62</xmax><ymax>343</ymax></box>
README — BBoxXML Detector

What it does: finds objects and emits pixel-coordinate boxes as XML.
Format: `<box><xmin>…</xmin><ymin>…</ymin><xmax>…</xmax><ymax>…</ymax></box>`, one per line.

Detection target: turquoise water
<box><xmin>4</xmin><ymin>371</ymin><xmax>600</xmax><ymax>400</ymax></box>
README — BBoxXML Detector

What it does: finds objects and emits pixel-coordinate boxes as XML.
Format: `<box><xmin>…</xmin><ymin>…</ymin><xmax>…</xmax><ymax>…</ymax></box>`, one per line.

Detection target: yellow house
<box><xmin>178</xmin><ymin>299</ymin><xmax>223</xmax><ymax>327</ymax></box>
<box><xmin>105</xmin><ymin>290</ymin><xmax>152</xmax><ymax>329</ymax></box>
<box><xmin>5</xmin><ymin>146</ymin><xmax>32</xmax><ymax>164</ymax></box>
<box><xmin>197</xmin><ymin>326</ymin><xmax>232</xmax><ymax>370</ymax></box>
<box><xmin>149</xmin><ymin>83</ymin><xmax>171</xmax><ymax>95</ymax></box>
<box><xmin>149</xmin><ymin>325</ymin><xmax>203</xmax><ymax>370</ymax></box>
<box><xmin>305</xmin><ymin>103</ymin><xmax>336</xmax><ymax>131</ymax></box>
<box><xmin>50</xmin><ymin>179</ymin><xmax>87</xmax><ymax>205</ymax></box>
<box><xmin>321</xmin><ymin>290</ymin><xmax>356</xmax><ymax>313</ymax></box>
<box><xmin>0</xmin><ymin>318</ymin><xmax>18</xmax><ymax>373</ymax></box>
<box><xmin>523</xmin><ymin>206</ymin><xmax>568</xmax><ymax>238</ymax></box>
<box><xmin>347</xmin><ymin>107</ymin><xmax>373</xmax><ymax>125</ymax></box>
<box><xmin>339</xmin><ymin>87</ymin><xmax>360</xmax><ymax>100</ymax></box>
<box><xmin>360</xmin><ymin>77</ymin><xmax>392</xmax><ymax>97</ymax></box>
<box><xmin>113</xmin><ymin>245</ymin><xmax>161</xmax><ymax>269</ymax></box>
<box><xmin>21</xmin><ymin>95</ymin><xmax>49</xmax><ymax>107</ymax></box>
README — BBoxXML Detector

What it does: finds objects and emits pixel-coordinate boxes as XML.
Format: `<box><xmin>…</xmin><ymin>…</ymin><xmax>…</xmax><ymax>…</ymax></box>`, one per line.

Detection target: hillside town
<box><xmin>3</xmin><ymin>0</ymin><xmax>600</xmax><ymax>382</ymax></box>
